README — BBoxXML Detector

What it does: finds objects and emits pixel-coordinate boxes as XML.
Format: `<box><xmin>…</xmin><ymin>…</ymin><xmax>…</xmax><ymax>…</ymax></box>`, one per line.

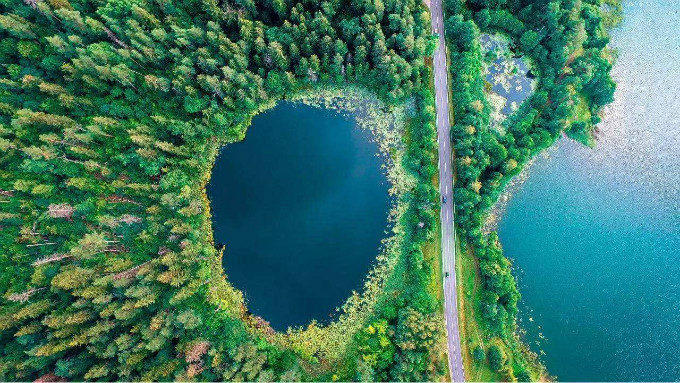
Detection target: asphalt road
<box><xmin>429</xmin><ymin>2</ymin><xmax>465</xmax><ymax>382</ymax></box>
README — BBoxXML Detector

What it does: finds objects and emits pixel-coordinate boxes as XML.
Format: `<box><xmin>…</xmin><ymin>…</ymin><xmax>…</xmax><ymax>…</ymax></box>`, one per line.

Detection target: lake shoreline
<box><xmin>496</xmin><ymin>1</ymin><xmax>680</xmax><ymax>378</ymax></box>
<box><xmin>214</xmin><ymin>86</ymin><xmax>415</xmax><ymax>366</ymax></box>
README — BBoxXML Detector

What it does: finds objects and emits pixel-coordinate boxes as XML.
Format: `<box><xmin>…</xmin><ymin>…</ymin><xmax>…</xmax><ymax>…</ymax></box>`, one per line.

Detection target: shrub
<box><xmin>487</xmin><ymin>344</ymin><xmax>507</xmax><ymax>371</ymax></box>
<box><xmin>472</xmin><ymin>345</ymin><xmax>485</xmax><ymax>362</ymax></box>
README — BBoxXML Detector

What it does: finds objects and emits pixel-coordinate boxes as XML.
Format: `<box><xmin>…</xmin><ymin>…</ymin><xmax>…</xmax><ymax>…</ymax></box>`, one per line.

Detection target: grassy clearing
<box><xmin>456</xmin><ymin>240</ymin><xmax>504</xmax><ymax>382</ymax></box>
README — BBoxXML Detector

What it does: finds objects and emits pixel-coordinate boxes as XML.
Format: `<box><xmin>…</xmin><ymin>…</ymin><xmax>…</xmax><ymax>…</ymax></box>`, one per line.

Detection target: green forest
<box><xmin>445</xmin><ymin>0</ymin><xmax>620</xmax><ymax>380</ymax></box>
<box><xmin>0</xmin><ymin>0</ymin><xmax>619</xmax><ymax>381</ymax></box>
<box><xmin>0</xmin><ymin>0</ymin><xmax>445</xmax><ymax>380</ymax></box>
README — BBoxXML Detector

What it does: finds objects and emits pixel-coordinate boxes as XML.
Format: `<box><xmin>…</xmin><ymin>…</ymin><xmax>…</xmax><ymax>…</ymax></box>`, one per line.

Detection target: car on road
<box><xmin>442</xmin><ymin>196</ymin><xmax>447</xmax><ymax>204</ymax></box>
<box><xmin>445</xmin><ymin>272</ymin><xmax>449</xmax><ymax>278</ymax></box>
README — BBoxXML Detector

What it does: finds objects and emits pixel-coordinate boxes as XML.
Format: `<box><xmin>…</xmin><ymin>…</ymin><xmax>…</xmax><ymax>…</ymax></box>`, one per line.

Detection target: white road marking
<box><xmin>431</xmin><ymin>5</ymin><xmax>463</xmax><ymax>382</ymax></box>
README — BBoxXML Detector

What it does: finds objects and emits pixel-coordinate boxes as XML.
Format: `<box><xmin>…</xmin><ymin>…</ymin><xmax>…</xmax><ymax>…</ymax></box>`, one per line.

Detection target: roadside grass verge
<box><xmin>456</xmin><ymin>240</ymin><xmax>503</xmax><ymax>382</ymax></box>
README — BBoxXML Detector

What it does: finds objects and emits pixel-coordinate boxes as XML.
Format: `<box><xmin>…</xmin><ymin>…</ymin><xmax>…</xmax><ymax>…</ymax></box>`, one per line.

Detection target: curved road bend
<box><xmin>429</xmin><ymin>1</ymin><xmax>465</xmax><ymax>381</ymax></box>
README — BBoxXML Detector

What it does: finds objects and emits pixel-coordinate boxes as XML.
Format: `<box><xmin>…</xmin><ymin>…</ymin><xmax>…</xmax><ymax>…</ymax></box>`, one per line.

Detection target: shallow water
<box><xmin>498</xmin><ymin>1</ymin><xmax>680</xmax><ymax>380</ymax></box>
<box><xmin>208</xmin><ymin>102</ymin><xmax>389</xmax><ymax>331</ymax></box>
<box><xmin>480</xmin><ymin>33</ymin><xmax>535</xmax><ymax>131</ymax></box>
<box><xmin>480</xmin><ymin>33</ymin><xmax>534</xmax><ymax>115</ymax></box>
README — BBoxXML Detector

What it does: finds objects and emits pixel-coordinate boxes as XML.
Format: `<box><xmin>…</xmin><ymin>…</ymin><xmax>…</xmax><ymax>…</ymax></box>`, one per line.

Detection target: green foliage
<box><xmin>514</xmin><ymin>367</ymin><xmax>533</xmax><ymax>382</ymax></box>
<box><xmin>487</xmin><ymin>344</ymin><xmax>507</xmax><ymax>372</ymax></box>
<box><xmin>426</xmin><ymin>34</ymin><xmax>440</xmax><ymax>57</ymax></box>
<box><xmin>0</xmin><ymin>0</ymin><xmax>438</xmax><ymax>380</ymax></box>
<box><xmin>444</xmin><ymin>0</ymin><xmax>620</xmax><ymax>378</ymax></box>
<box><xmin>477</xmin><ymin>234</ymin><xmax>519</xmax><ymax>334</ymax></box>
<box><xmin>355</xmin><ymin>320</ymin><xmax>396</xmax><ymax>381</ymax></box>
<box><xmin>472</xmin><ymin>345</ymin><xmax>486</xmax><ymax>362</ymax></box>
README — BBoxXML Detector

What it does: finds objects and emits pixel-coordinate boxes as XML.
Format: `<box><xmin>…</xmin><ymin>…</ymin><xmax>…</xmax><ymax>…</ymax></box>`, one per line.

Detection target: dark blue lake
<box><xmin>207</xmin><ymin>102</ymin><xmax>390</xmax><ymax>331</ymax></box>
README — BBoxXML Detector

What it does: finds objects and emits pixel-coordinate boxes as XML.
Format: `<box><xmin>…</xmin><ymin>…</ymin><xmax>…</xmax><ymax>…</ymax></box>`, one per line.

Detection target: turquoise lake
<box><xmin>207</xmin><ymin>102</ymin><xmax>389</xmax><ymax>331</ymax></box>
<box><xmin>498</xmin><ymin>1</ymin><xmax>680</xmax><ymax>380</ymax></box>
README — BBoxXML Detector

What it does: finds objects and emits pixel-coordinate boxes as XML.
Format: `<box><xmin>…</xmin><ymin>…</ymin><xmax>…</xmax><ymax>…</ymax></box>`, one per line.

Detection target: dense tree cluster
<box><xmin>0</xmin><ymin>0</ymin><xmax>441</xmax><ymax>380</ymax></box>
<box><xmin>448</xmin><ymin>0</ymin><xmax>619</xmax><ymax>240</ymax></box>
<box><xmin>444</xmin><ymin>0</ymin><xmax>620</xmax><ymax>379</ymax></box>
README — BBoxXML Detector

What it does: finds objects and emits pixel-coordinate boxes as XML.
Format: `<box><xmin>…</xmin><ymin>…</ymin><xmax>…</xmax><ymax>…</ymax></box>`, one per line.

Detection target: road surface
<box><xmin>429</xmin><ymin>1</ymin><xmax>465</xmax><ymax>382</ymax></box>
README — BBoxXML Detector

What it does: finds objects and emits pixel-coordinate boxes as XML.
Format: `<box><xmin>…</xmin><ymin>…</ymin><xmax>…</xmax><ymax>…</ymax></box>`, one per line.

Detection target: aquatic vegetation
<box><xmin>479</xmin><ymin>33</ymin><xmax>536</xmax><ymax>133</ymax></box>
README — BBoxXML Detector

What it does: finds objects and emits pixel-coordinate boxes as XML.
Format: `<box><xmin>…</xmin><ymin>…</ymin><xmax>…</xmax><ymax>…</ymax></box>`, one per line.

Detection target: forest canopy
<box><xmin>0</xmin><ymin>0</ymin><xmax>444</xmax><ymax>381</ymax></box>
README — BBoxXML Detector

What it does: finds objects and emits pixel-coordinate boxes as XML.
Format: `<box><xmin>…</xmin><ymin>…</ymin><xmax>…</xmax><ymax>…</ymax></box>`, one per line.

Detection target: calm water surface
<box><xmin>498</xmin><ymin>1</ymin><xmax>680</xmax><ymax>380</ymax></box>
<box><xmin>208</xmin><ymin>103</ymin><xmax>389</xmax><ymax>331</ymax></box>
